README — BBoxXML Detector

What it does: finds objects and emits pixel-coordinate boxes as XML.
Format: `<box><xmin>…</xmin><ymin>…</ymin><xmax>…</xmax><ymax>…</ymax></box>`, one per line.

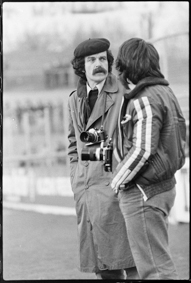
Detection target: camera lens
<box><xmin>80</xmin><ymin>132</ymin><xmax>93</xmax><ymax>143</ymax></box>
<box><xmin>81</xmin><ymin>148</ymin><xmax>96</xmax><ymax>161</ymax></box>
<box><xmin>81</xmin><ymin>148</ymin><xmax>90</xmax><ymax>160</ymax></box>
<box><xmin>80</xmin><ymin>131</ymin><xmax>98</xmax><ymax>143</ymax></box>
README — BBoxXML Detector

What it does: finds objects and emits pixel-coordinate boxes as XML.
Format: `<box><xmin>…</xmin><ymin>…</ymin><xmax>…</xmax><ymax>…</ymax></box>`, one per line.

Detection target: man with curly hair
<box><xmin>111</xmin><ymin>38</ymin><xmax>186</xmax><ymax>279</ymax></box>
<box><xmin>67</xmin><ymin>38</ymin><xmax>137</xmax><ymax>279</ymax></box>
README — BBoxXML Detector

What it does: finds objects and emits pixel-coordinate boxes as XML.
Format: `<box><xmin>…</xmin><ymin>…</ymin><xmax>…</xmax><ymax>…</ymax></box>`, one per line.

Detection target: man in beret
<box><xmin>67</xmin><ymin>38</ymin><xmax>138</xmax><ymax>279</ymax></box>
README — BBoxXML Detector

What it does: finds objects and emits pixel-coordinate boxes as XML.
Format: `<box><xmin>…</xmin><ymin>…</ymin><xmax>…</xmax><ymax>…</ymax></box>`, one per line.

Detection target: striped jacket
<box><xmin>111</xmin><ymin>77</ymin><xmax>186</xmax><ymax>200</ymax></box>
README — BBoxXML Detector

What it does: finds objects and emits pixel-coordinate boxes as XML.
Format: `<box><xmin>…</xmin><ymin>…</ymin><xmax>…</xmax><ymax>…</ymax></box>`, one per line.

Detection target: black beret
<box><xmin>74</xmin><ymin>38</ymin><xmax>110</xmax><ymax>58</ymax></box>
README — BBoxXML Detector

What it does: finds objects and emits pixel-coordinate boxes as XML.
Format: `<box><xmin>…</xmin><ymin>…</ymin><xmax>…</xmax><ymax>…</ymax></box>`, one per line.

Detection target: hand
<box><xmin>114</xmin><ymin>187</ymin><xmax>119</xmax><ymax>194</ymax></box>
<box><xmin>121</xmin><ymin>114</ymin><xmax>131</xmax><ymax>125</ymax></box>
<box><xmin>111</xmin><ymin>182</ymin><xmax>119</xmax><ymax>194</ymax></box>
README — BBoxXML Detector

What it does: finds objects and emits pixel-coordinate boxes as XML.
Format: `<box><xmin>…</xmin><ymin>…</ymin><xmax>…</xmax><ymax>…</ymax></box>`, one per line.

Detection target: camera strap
<box><xmin>100</xmin><ymin>92</ymin><xmax>107</xmax><ymax>130</ymax></box>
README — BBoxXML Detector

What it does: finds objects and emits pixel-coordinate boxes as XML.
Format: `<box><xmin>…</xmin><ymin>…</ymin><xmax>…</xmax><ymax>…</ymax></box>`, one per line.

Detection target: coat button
<box><xmin>105</xmin><ymin>181</ymin><xmax>110</xmax><ymax>186</ymax></box>
<box><xmin>84</xmin><ymin>161</ymin><xmax>89</xmax><ymax>167</ymax></box>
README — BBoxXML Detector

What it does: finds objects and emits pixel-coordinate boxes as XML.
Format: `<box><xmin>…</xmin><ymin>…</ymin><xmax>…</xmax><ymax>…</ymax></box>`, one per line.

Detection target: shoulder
<box><xmin>69</xmin><ymin>90</ymin><xmax>77</xmax><ymax>97</ymax></box>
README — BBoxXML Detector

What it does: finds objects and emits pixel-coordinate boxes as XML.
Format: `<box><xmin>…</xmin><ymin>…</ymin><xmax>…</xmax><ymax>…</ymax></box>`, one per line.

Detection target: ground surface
<box><xmin>2</xmin><ymin>84</ymin><xmax>190</xmax><ymax>281</ymax></box>
<box><xmin>3</xmin><ymin>207</ymin><xmax>190</xmax><ymax>280</ymax></box>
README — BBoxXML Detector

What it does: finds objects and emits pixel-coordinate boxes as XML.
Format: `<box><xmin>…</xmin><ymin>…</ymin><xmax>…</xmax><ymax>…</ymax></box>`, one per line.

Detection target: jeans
<box><xmin>118</xmin><ymin>186</ymin><xmax>178</xmax><ymax>280</ymax></box>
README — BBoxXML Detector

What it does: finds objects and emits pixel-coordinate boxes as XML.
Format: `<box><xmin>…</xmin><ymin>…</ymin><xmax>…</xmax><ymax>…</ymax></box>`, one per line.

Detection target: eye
<box><xmin>87</xmin><ymin>57</ymin><xmax>95</xmax><ymax>62</ymax></box>
<box><xmin>100</xmin><ymin>57</ymin><xmax>106</xmax><ymax>61</ymax></box>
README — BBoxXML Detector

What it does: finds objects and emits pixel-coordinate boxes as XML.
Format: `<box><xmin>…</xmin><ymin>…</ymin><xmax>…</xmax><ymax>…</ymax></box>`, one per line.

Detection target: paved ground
<box><xmin>3</xmin><ymin>207</ymin><xmax>190</xmax><ymax>280</ymax></box>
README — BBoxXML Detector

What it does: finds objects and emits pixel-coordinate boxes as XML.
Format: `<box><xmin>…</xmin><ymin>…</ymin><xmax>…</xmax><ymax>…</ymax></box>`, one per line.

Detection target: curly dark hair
<box><xmin>115</xmin><ymin>38</ymin><xmax>164</xmax><ymax>85</ymax></box>
<box><xmin>71</xmin><ymin>50</ymin><xmax>114</xmax><ymax>80</ymax></box>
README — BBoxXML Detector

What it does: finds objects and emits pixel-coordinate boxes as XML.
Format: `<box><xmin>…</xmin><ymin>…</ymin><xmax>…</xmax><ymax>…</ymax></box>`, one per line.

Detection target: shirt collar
<box><xmin>86</xmin><ymin>79</ymin><xmax>106</xmax><ymax>97</ymax></box>
<box><xmin>76</xmin><ymin>74</ymin><xmax>119</xmax><ymax>98</ymax></box>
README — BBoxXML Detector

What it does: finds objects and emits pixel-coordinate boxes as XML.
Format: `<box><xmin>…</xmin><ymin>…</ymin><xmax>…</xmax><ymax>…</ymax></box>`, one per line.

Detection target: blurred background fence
<box><xmin>3</xmin><ymin>26</ymin><xmax>189</xmax><ymax>221</ymax></box>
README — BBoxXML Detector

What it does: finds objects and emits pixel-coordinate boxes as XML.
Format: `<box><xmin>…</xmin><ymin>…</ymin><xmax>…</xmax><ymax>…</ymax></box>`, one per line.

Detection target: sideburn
<box><xmin>119</xmin><ymin>72</ymin><xmax>130</xmax><ymax>89</ymax></box>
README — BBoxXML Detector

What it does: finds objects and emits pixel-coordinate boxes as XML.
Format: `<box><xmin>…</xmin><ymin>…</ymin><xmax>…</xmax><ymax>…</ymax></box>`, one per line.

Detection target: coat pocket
<box><xmin>70</xmin><ymin>162</ymin><xmax>78</xmax><ymax>185</ymax></box>
<box><xmin>151</xmin><ymin>152</ymin><xmax>172</xmax><ymax>180</ymax></box>
<box><xmin>138</xmin><ymin>152</ymin><xmax>172</xmax><ymax>185</ymax></box>
<box><xmin>174</xmin><ymin>118</ymin><xmax>186</xmax><ymax>169</ymax></box>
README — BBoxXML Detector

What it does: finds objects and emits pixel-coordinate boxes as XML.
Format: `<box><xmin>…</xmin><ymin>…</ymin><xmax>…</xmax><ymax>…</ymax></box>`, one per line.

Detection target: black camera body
<box><xmin>80</xmin><ymin>127</ymin><xmax>113</xmax><ymax>172</ymax></box>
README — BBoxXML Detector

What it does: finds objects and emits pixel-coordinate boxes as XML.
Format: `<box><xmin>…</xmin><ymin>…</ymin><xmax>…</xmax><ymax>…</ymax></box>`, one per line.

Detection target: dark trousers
<box><xmin>96</xmin><ymin>267</ymin><xmax>139</xmax><ymax>279</ymax></box>
<box><xmin>96</xmin><ymin>269</ymin><xmax>125</xmax><ymax>279</ymax></box>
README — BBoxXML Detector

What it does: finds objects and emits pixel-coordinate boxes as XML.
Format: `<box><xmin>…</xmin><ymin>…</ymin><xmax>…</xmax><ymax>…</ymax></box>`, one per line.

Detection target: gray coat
<box><xmin>67</xmin><ymin>73</ymin><xmax>135</xmax><ymax>273</ymax></box>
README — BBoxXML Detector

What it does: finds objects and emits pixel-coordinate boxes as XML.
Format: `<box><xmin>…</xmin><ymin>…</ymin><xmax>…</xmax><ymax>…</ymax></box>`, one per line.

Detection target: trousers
<box><xmin>96</xmin><ymin>266</ymin><xmax>139</xmax><ymax>279</ymax></box>
<box><xmin>118</xmin><ymin>185</ymin><xmax>178</xmax><ymax>280</ymax></box>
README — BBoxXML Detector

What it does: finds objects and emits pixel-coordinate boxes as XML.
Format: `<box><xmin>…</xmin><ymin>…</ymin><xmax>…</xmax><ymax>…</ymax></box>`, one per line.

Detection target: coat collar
<box><xmin>76</xmin><ymin>73</ymin><xmax>119</xmax><ymax>131</ymax></box>
<box><xmin>124</xmin><ymin>76</ymin><xmax>169</xmax><ymax>100</ymax></box>
<box><xmin>85</xmin><ymin>88</ymin><xmax>114</xmax><ymax>130</ymax></box>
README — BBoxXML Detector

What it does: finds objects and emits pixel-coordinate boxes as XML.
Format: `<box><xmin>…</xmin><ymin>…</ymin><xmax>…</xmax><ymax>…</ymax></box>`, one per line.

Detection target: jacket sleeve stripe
<box><xmin>118</xmin><ymin>97</ymin><xmax>124</xmax><ymax>156</ymax></box>
<box><xmin>142</xmin><ymin>96</ymin><xmax>152</xmax><ymax>152</ymax></box>
<box><xmin>111</xmin><ymin>97</ymin><xmax>152</xmax><ymax>189</ymax></box>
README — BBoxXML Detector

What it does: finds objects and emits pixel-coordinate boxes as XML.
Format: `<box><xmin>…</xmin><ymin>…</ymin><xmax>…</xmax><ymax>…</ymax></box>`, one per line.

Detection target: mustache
<box><xmin>93</xmin><ymin>67</ymin><xmax>107</xmax><ymax>75</ymax></box>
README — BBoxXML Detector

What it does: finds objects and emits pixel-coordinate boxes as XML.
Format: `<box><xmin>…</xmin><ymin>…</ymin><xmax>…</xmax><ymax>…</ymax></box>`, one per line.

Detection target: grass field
<box><xmin>3</xmin><ymin>207</ymin><xmax>190</xmax><ymax>280</ymax></box>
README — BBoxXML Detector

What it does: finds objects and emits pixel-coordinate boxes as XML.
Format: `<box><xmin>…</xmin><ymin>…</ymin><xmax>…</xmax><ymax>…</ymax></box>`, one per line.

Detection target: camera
<box><xmin>80</xmin><ymin>128</ymin><xmax>105</xmax><ymax>144</ymax></box>
<box><xmin>80</xmin><ymin>127</ymin><xmax>113</xmax><ymax>172</ymax></box>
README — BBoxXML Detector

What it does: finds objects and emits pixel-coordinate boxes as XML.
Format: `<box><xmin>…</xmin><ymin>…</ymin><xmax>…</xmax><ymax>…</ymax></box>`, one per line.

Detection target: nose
<box><xmin>95</xmin><ymin>58</ymin><xmax>101</xmax><ymax>67</ymax></box>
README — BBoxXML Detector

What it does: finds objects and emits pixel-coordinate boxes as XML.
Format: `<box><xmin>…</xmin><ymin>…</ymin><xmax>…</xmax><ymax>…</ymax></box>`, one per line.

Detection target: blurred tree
<box><xmin>71</xmin><ymin>27</ymin><xmax>91</xmax><ymax>51</ymax></box>
<box><xmin>139</xmin><ymin>2</ymin><xmax>188</xmax><ymax>39</ymax></box>
<box><xmin>71</xmin><ymin>2</ymin><xmax>122</xmax><ymax>14</ymax></box>
<box><xmin>19</xmin><ymin>31</ymin><xmax>49</xmax><ymax>51</ymax></box>
<box><xmin>2</xmin><ymin>4</ymin><xmax>15</xmax><ymax>18</ymax></box>
<box><xmin>32</xmin><ymin>5</ymin><xmax>44</xmax><ymax>16</ymax></box>
<box><xmin>140</xmin><ymin>2</ymin><xmax>164</xmax><ymax>39</ymax></box>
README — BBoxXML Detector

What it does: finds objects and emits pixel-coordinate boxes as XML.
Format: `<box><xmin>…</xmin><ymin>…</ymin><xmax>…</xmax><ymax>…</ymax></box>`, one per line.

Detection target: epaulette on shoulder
<box><xmin>69</xmin><ymin>90</ymin><xmax>76</xmax><ymax>97</ymax></box>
